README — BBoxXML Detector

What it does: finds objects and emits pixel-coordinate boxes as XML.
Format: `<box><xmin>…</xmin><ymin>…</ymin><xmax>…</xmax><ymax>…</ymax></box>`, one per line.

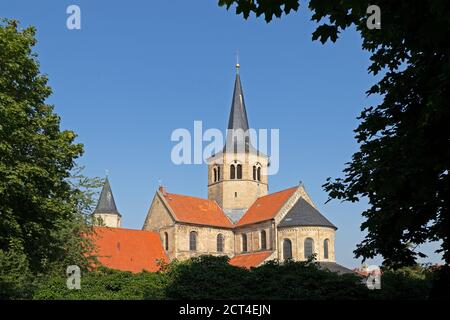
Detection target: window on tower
<box><xmin>213</xmin><ymin>165</ymin><xmax>220</xmax><ymax>182</ymax></box>
<box><xmin>253</xmin><ymin>163</ymin><xmax>262</xmax><ymax>181</ymax></box>
<box><xmin>237</xmin><ymin>164</ymin><xmax>242</xmax><ymax>179</ymax></box>
<box><xmin>230</xmin><ymin>164</ymin><xmax>236</xmax><ymax>179</ymax></box>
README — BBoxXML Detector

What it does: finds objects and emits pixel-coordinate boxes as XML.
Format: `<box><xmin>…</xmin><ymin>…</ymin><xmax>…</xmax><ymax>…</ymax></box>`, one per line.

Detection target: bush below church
<box><xmin>32</xmin><ymin>255</ymin><xmax>441</xmax><ymax>300</ymax></box>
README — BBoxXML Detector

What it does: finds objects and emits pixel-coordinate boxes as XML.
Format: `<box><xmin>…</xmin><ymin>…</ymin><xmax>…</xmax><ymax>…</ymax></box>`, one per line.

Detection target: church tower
<box><xmin>207</xmin><ymin>64</ymin><xmax>269</xmax><ymax>223</ymax></box>
<box><xmin>92</xmin><ymin>177</ymin><xmax>122</xmax><ymax>228</ymax></box>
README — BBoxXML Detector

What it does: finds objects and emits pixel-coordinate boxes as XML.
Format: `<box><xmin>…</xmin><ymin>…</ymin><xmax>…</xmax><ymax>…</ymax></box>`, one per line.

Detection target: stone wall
<box><xmin>141</xmin><ymin>186</ymin><xmax>337</xmax><ymax>265</ymax></box>
<box><xmin>277</xmin><ymin>226</ymin><xmax>336</xmax><ymax>262</ymax></box>
<box><xmin>93</xmin><ymin>213</ymin><xmax>121</xmax><ymax>228</ymax></box>
<box><xmin>142</xmin><ymin>193</ymin><xmax>177</xmax><ymax>259</ymax></box>
<box><xmin>234</xmin><ymin>220</ymin><xmax>274</xmax><ymax>253</ymax></box>
<box><xmin>174</xmin><ymin>224</ymin><xmax>234</xmax><ymax>260</ymax></box>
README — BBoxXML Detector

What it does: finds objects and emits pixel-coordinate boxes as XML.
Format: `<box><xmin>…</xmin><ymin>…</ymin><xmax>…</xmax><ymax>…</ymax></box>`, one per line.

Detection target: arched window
<box><xmin>304</xmin><ymin>238</ymin><xmax>314</xmax><ymax>259</ymax></box>
<box><xmin>189</xmin><ymin>231</ymin><xmax>197</xmax><ymax>251</ymax></box>
<box><xmin>213</xmin><ymin>167</ymin><xmax>217</xmax><ymax>182</ymax></box>
<box><xmin>217</xmin><ymin>234</ymin><xmax>224</xmax><ymax>252</ymax></box>
<box><xmin>323</xmin><ymin>239</ymin><xmax>329</xmax><ymax>260</ymax></box>
<box><xmin>236</xmin><ymin>164</ymin><xmax>242</xmax><ymax>179</ymax></box>
<box><xmin>230</xmin><ymin>164</ymin><xmax>236</xmax><ymax>179</ymax></box>
<box><xmin>283</xmin><ymin>239</ymin><xmax>292</xmax><ymax>260</ymax></box>
<box><xmin>260</xmin><ymin>230</ymin><xmax>267</xmax><ymax>250</ymax></box>
<box><xmin>217</xmin><ymin>166</ymin><xmax>221</xmax><ymax>181</ymax></box>
<box><xmin>242</xmin><ymin>234</ymin><xmax>247</xmax><ymax>252</ymax></box>
<box><xmin>253</xmin><ymin>163</ymin><xmax>262</xmax><ymax>182</ymax></box>
<box><xmin>164</xmin><ymin>232</ymin><xmax>169</xmax><ymax>251</ymax></box>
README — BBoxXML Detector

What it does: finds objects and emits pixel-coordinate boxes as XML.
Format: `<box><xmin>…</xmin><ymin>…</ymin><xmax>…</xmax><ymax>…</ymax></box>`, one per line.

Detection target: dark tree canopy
<box><xmin>219</xmin><ymin>1</ymin><xmax>450</xmax><ymax>267</ymax></box>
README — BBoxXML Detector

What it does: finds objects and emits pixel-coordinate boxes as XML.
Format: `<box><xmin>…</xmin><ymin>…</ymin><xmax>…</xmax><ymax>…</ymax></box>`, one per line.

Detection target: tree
<box><xmin>219</xmin><ymin>1</ymin><xmax>450</xmax><ymax>267</ymax></box>
<box><xmin>0</xmin><ymin>239</ymin><xmax>34</xmax><ymax>299</ymax></box>
<box><xmin>0</xmin><ymin>18</ymin><xmax>99</xmax><ymax>293</ymax></box>
<box><xmin>34</xmin><ymin>255</ymin><xmax>438</xmax><ymax>300</ymax></box>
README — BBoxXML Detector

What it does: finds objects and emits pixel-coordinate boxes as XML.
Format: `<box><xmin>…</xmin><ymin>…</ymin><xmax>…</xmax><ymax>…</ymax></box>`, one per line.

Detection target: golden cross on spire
<box><xmin>236</xmin><ymin>50</ymin><xmax>240</xmax><ymax>73</ymax></box>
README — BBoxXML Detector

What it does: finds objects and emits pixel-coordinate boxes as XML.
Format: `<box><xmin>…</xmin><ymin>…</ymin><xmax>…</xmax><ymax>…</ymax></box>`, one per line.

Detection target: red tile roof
<box><xmin>161</xmin><ymin>192</ymin><xmax>233</xmax><ymax>228</ymax></box>
<box><xmin>229</xmin><ymin>251</ymin><xmax>273</xmax><ymax>269</ymax></box>
<box><xmin>235</xmin><ymin>187</ymin><xmax>297</xmax><ymax>227</ymax></box>
<box><xmin>91</xmin><ymin>227</ymin><xmax>168</xmax><ymax>273</ymax></box>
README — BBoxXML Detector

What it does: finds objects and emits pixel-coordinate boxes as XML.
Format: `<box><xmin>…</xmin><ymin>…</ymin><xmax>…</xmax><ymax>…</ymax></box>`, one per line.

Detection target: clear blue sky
<box><xmin>1</xmin><ymin>0</ymin><xmax>443</xmax><ymax>268</ymax></box>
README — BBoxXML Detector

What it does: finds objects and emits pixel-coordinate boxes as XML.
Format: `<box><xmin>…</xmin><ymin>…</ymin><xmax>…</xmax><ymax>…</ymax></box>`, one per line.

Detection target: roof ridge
<box><xmin>235</xmin><ymin>186</ymin><xmax>298</xmax><ymax>227</ymax></box>
<box><xmin>164</xmin><ymin>192</ymin><xmax>223</xmax><ymax>211</ymax></box>
<box><xmin>256</xmin><ymin>186</ymin><xmax>298</xmax><ymax>199</ymax></box>
<box><xmin>233</xmin><ymin>250</ymin><xmax>273</xmax><ymax>257</ymax></box>
<box><xmin>93</xmin><ymin>226</ymin><xmax>158</xmax><ymax>234</ymax></box>
<box><xmin>165</xmin><ymin>192</ymin><xmax>212</xmax><ymax>202</ymax></box>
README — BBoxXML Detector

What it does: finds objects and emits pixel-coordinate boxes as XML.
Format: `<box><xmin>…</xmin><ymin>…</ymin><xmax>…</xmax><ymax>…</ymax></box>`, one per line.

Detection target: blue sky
<box><xmin>1</xmin><ymin>0</ymin><xmax>443</xmax><ymax>268</ymax></box>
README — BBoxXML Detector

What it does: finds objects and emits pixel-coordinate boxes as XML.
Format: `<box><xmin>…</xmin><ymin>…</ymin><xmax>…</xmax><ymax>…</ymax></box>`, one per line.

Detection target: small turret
<box><xmin>92</xmin><ymin>176</ymin><xmax>121</xmax><ymax>228</ymax></box>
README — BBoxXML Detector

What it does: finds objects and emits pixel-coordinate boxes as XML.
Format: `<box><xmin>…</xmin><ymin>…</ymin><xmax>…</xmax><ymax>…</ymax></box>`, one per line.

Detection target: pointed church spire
<box><xmin>227</xmin><ymin>65</ymin><xmax>249</xmax><ymax>131</ymax></box>
<box><xmin>93</xmin><ymin>177</ymin><xmax>121</xmax><ymax>216</ymax></box>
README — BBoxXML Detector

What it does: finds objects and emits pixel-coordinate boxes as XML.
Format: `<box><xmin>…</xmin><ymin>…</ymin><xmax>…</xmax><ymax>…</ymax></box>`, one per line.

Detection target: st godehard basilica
<box><xmin>91</xmin><ymin>64</ymin><xmax>352</xmax><ymax>274</ymax></box>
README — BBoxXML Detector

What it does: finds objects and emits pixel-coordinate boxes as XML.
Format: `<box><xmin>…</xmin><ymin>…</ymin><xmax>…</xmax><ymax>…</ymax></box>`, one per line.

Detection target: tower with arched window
<box><xmin>207</xmin><ymin>65</ymin><xmax>269</xmax><ymax>222</ymax></box>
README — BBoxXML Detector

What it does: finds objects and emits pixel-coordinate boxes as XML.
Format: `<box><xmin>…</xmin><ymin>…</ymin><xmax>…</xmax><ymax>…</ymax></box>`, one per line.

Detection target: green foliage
<box><xmin>218</xmin><ymin>0</ymin><xmax>299</xmax><ymax>22</ymax></box>
<box><xmin>219</xmin><ymin>1</ymin><xmax>450</xmax><ymax>268</ymax></box>
<box><xmin>163</xmin><ymin>255</ymin><xmax>250</xmax><ymax>299</ymax></box>
<box><xmin>372</xmin><ymin>266</ymin><xmax>433</xmax><ymax>300</ymax></box>
<box><xmin>0</xmin><ymin>19</ymin><xmax>102</xmax><ymax>299</ymax></box>
<box><xmin>0</xmin><ymin>239</ymin><xmax>35</xmax><ymax>299</ymax></box>
<box><xmin>318</xmin><ymin>0</ymin><xmax>450</xmax><ymax>269</ymax></box>
<box><xmin>33</xmin><ymin>267</ymin><xmax>169</xmax><ymax>300</ymax></box>
<box><xmin>429</xmin><ymin>265</ymin><xmax>450</xmax><ymax>300</ymax></box>
<box><xmin>163</xmin><ymin>255</ymin><xmax>369</xmax><ymax>300</ymax></box>
<box><xmin>32</xmin><ymin>255</ymin><xmax>441</xmax><ymax>300</ymax></box>
<box><xmin>247</xmin><ymin>260</ymin><xmax>368</xmax><ymax>300</ymax></box>
<box><xmin>0</xmin><ymin>17</ymin><xmax>80</xmax><ymax>271</ymax></box>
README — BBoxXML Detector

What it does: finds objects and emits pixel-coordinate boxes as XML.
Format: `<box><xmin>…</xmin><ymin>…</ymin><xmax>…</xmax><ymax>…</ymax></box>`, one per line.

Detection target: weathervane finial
<box><xmin>236</xmin><ymin>50</ymin><xmax>240</xmax><ymax>74</ymax></box>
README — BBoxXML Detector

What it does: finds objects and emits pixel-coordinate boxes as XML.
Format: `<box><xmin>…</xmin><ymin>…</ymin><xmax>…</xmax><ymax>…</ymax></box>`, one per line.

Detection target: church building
<box><xmin>91</xmin><ymin>65</ymin><xmax>351</xmax><ymax>274</ymax></box>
